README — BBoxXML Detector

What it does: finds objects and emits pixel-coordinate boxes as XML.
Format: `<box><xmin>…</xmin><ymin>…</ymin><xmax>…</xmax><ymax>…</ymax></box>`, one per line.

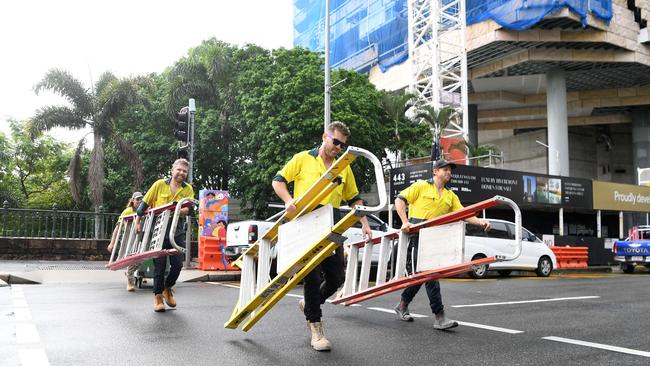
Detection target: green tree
<box><xmin>380</xmin><ymin>91</ymin><xmax>430</xmax><ymax>164</ymax></box>
<box><xmin>234</xmin><ymin>47</ymin><xmax>392</xmax><ymax>217</ymax></box>
<box><xmin>32</xmin><ymin>69</ymin><xmax>145</xmax><ymax>211</ymax></box>
<box><xmin>0</xmin><ymin>131</ymin><xmax>18</xmax><ymax>206</ymax></box>
<box><xmin>168</xmin><ymin>39</ymin><xmax>268</xmax><ymax>191</ymax></box>
<box><xmin>414</xmin><ymin>105</ymin><xmax>455</xmax><ymax>161</ymax></box>
<box><xmin>2</xmin><ymin>120</ymin><xmax>75</xmax><ymax>208</ymax></box>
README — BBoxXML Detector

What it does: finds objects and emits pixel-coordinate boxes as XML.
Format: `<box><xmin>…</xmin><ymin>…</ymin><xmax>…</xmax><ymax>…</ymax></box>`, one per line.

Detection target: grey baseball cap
<box><xmin>132</xmin><ymin>192</ymin><xmax>143</xmax><ymax>199</ymax></box>
<box><xmin>432</xmin><ymin>159</ymin><xmax>457</xmax><ymax>170</ymax></box>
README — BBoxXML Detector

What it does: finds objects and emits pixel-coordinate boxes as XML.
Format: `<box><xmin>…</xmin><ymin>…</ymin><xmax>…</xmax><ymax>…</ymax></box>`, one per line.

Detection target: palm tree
<box><xmin>380</xmin><ymin>91</ymin><xmax>418</xmax><ymax>166</ymax></box>
<box><xmin>413</xmin><ymin>105</ymin><xmax>455</xmax><ymax>161</ymax></box>
<box><xmin>32</xmin><ymin>69</ymin><xmax>144</xmax><ymax>236</ymax></box>
<box><xmin>451</xmin><ymin>140</ymin><xmax>502</xmax><ymax>166</ymax></box>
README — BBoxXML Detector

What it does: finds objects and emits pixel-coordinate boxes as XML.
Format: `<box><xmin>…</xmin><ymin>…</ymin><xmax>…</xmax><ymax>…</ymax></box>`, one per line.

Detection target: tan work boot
<box><xmin>298</xmin><ymin>299</ymin><xmax>305</xmax><ymax>314</ymax></box>
<box><xmin>433</xmin><ymin>310</ymin><xmax>458</xmax><ymax>330</ymax></box>
<box><xmin>154</xmin><ymin>294</ymin><xmax>165</xmax><ymax>312</ymax></box>
<box><xmin>308</xmin><ymin>321</ymin><xmax>331</xmax><ymax>351</ymax></box>
<box><xmin>162</xmin><ymin>288</ymin><xmax>176</xmax><ymax>307</ymax></box>
<box><xmin>126</xmin><ymin>276</ymin><xmax>136</xmax><ymax>292</ymax></box>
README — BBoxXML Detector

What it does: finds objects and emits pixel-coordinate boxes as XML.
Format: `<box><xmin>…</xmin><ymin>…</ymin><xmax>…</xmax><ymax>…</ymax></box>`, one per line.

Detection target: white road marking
<box><xmin>208</xmin><ymin>282</ymin><xmax>240</xmax><ymax>289</ymax></box>
<box><xmin>458</xmin><ymin>321</ymin><xmax>524</xmax><ymax>334</ymax></box>
<box><xmin>18</xmin><ymin>349</ymin><xmax>50</xmax><ymax>366</ymax></box>
<box><xmin>14</xmin><ymin>308</ymin><xmax>32</xmax><ymax>322</ymax></box>
<box><xmin>12</xmin><ymin>299</ymin><xmax>28</xmax><ymax>308</ymax></box>
<box><xmin>10</xmin><ymin>286</ymin><xmax>50</xmax><ymax>366</ymax></box>
<box><xmin>543</xmin><ymin>336</ymin><xmax>650</xmax><ymax>358</ymax></box>
<box><xmin>366</xmin><ymin>307</ymin><xmax>428</xmax><ymax>318</ymax></box>
<box><xmin>16</xmin><ymin>323</ymin><xmax>40</xmax><ymax>344</ymax></box>
<box><xmin>452</xmin><ymin>296</ymin><xmax>600</xmax><ymax>308</ymax></box>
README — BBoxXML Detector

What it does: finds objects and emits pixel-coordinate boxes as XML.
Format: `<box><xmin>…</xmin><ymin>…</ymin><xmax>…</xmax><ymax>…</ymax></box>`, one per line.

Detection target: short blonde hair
<box><xmin>172</xmin><ymin>158</ymin><xmax>189</xmax><ymax>169</ymax></box>
<box><xmin>327</xmin><ymin>121</ymin><xmax>351</xmax><ymax>137</ymax></box>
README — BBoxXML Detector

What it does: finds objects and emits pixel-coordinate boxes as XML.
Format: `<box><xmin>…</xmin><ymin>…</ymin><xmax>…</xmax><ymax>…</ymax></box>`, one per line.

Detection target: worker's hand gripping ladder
<box><xmin>106</xmin><ymin>198</ymin><xmax>197</xmax><ymax>270</ymax></box>
<box><xmin>333</xmin><ymin>196</ymin><xmax>521</xmax><ymax>306</ymax></box>
<box><xmin>225</xmin><ymin>147</ymin><xmax>387</xmax><ymax>331</ymax></box>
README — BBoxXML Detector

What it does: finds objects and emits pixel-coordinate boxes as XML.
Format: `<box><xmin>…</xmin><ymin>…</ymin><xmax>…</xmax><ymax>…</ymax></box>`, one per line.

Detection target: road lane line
<box><xmin>366</xmin><ymin>307</ymin><xmax>428</xmax><ymax>318</ymax></box>
<box><xmin>16</xmin><ymin>323</ymin><xmax>40</xmax><ymax>344</ymax></box>
<box><xmin>458</xmin><ymin>321</ymin><xmax>524</xmax><ymax>334</ymax></box>
<box><xmin>452</xmin><ymin>296</ymin><xmax>600</xmax><ymax>308</ymax></box>
<box><xmin>18</xmin><ymin>349</ymin><xmax>50</xmax><ymax>366</ymax></box>
<box><xmin>543</xmin><ymin>336</ymin><xmax>650</xmax><ymax>358</ymax></box>
<box><xmin>14</xmin><ymin>308</ymin><xmax>32</xmax><ymax>322</ymax></box>
<box><xmin>209</xmin><ymin>282</ymin><xmax>240</xmax><ymax>289</ymax></box>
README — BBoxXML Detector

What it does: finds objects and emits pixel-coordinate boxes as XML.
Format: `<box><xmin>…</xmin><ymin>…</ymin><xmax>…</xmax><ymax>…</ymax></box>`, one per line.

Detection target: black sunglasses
<box><xmin>327</xmin><ymin>133</ymin><xmax>348</xmax><ymax>150</ymax></box>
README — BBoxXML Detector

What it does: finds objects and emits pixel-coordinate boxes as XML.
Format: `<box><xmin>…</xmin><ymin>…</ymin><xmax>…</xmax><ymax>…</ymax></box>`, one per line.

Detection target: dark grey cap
<box><xmin>432</xmin><ymin>159</ymin><xmax>457</xmax><ymax>170</ymax></box>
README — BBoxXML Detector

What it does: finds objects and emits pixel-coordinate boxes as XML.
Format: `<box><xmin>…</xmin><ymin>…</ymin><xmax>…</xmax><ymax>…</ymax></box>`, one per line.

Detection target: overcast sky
<box><xmin>0</xmin><ymin>0</ymin><xmax>294</xmax><ymax>144</ymax></box>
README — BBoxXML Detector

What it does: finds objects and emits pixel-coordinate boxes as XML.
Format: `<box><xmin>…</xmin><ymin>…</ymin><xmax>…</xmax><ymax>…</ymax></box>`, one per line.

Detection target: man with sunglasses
<box><xmin>107</xmin><ymin>191</ymin><xmax>144</xmax><ymax>292</ymax></box>
<box><xmin>272</xmin><ymin>121</ymin><xmax>372</xmax><ymax>352</ymax></box>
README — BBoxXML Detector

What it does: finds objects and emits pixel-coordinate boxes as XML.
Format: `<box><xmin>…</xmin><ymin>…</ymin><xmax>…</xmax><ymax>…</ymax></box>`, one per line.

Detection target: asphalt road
<box><xmin>2</xmin><ymin>272</ymin><xmax>650</xmax><ymax>366</ymax></box>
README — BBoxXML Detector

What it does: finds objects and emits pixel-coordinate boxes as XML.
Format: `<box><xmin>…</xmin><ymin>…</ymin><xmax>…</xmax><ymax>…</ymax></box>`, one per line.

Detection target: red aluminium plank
<box><xmin>106</xmin><ymin>249</ymin><xmax>179</xmax><ymax>270</ymax></box>
<box><xmin>331</xmin><ymin>256</ymin><xmax>496</xmax><ymax>305</ymax></box>
<box><xmin>346</xmin><ymin>197</ymin><xmax>499</xmax><ymax>249</ymax></box>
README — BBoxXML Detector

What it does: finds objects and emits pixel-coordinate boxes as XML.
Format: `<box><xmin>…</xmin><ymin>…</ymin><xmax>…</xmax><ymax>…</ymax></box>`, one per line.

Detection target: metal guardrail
<box><xmin>1</xmin><ymin>202</ymin><xmax>120</xmax><ymax>240</ymax></box>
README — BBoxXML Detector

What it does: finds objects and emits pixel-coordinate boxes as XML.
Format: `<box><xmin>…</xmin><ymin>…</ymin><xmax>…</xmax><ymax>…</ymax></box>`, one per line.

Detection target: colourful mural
<box><xmin>198</xmin><ymin>190</ymin><xmax>229</xmax><ymax>239</ymax></box>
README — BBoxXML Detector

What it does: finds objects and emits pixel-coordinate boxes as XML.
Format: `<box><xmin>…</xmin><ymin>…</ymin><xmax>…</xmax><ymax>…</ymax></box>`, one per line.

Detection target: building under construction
<box><xmin>294</xmin><ymin>0</ymin><xmax>650</xmax><ymax>248</ymax></box>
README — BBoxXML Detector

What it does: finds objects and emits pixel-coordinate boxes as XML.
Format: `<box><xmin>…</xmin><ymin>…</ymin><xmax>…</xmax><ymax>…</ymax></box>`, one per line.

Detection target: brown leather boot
<box><xmin>126</xmin><ymin>276</ymin><xmax>136</xmax><ymax>292</ymax></box>
<box><xmin>162</xmin><ymin>288</ymin><xmax>176</xmax><ymax>307</ymax></box>
<box><xmin>308</xmin><ymin>321</ymin><xmax>331</xmax><ymax>351</ymax></box>
<box><xmin>154</xmin><ymin>294</ymin><xmax>165</xmax><ymax>312</ymax></box>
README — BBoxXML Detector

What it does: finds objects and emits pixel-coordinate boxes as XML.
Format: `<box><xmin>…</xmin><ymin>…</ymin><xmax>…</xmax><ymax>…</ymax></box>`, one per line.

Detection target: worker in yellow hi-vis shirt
<box><xmin>136</xmin><ymin>158</ymin><xmax>194</xmax><ymax>313</ymax></box>
<box><xmin>393</xmin><ymin>159</ymin><xmax>490</xmax><ymax>329</ymax></box>
<box><xmin>272</xmin><ymin>121</ymin><xmax>372</xmax><ymax>352</ymax></box>
<box><xmin>107</xmin><ymin>191</ymin><xmax>144</xmax><ymax>292</ymax></box>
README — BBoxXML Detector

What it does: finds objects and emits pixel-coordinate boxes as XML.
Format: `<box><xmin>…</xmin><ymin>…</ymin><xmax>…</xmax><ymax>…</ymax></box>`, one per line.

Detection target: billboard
<box><xmin>389</xmin><ymin>163</ymin><xmax>592</xmax><ymax>209</ymax></box>
<box><xmin>593</xmin><ymin>181</ymin><xmax>650</xmax><ymax>212</ymax></box>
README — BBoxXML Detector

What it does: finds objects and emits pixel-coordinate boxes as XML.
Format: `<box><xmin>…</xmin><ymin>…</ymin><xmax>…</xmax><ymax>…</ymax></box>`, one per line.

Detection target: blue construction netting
<box><xmin>293</xmin><ymin>0</ymin><xmax>613</xmax><ymax>73</ymax></box>
<box><xmin>466</xmin><ymin>0</ymin><xmax>612</xmax><ymax>29</ymax></box>
<box><xmin>294</xmin><ymin>0</ymin><xmax>408</xmax><ymax>73</ymax></box>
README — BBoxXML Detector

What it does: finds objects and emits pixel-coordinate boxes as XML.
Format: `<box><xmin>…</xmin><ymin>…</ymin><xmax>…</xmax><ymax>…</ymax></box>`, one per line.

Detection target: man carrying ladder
<box><xmin>272</xmin><ymin>121</ymin><xmax>372</xmax><ymax>351</ymax></box>
<box><xmin>393</xmin><ymin>159</ymin><xmax>491</xmax><ymax>329</ymax></box>
<box><xmin>136</xmin><ymin>158</ymin><xmax>194</xmax><ymax>312</ymax></box>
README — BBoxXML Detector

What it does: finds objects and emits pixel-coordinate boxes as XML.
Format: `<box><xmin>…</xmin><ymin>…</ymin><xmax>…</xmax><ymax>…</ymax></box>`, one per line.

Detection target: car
<box><xmin>464</xmin><ymin>219</ymin><xmax>557</xmax><ymax>278</ymax></box>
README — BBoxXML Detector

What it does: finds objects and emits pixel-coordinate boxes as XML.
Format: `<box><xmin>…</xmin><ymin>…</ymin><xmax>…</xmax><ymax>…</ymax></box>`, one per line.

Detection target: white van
<box><xmin>464</xmin><ymin>219</ymin><xmax>557</xmax><ymax>278</ymax></box>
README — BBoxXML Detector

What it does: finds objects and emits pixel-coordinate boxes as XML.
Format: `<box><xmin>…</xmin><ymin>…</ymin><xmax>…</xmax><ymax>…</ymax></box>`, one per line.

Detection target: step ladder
<box><xmin>225</xmin><ymin>146</ymin><xmax>387</xmax><ymax>332</ymax></box>
<box><xmin>106</xmin><ymin>198</ymin><xmax>197</xmax><ymax>270</ymax></box>
<box><xmin>332</xmin><ymin>195</ymin><xmax>522</xmax><ymax>306</ymax></box>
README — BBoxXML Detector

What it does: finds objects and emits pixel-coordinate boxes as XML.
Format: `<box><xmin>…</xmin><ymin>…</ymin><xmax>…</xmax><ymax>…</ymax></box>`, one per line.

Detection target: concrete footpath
<box><xmin>0</xmin><ymin>260</ymin><xmax>241</xmax><ymax>285</ymax></box>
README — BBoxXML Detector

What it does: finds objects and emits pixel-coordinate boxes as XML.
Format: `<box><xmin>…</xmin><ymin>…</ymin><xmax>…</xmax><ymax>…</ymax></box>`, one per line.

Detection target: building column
<box><xmin>468</xmin><ymin>104</ymin><xmax>478</xmax><ymax>147</ymax></box>
<box><xmin>546</xmin><ymin>68</ymin><xmax>570</xmax><ymax>176</ymax></box>
<box><xmin>632</xmin><ymin>108</ymin><xmax>650</xmax><ymax>175</ymax></box>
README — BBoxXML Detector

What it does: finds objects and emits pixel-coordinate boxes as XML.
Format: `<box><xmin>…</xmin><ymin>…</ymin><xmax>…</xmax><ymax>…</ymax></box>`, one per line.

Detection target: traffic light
<box><xmin>175</xmin><ymin>107</ymin><xmax>189</xmax><ymax>142</ymax></box>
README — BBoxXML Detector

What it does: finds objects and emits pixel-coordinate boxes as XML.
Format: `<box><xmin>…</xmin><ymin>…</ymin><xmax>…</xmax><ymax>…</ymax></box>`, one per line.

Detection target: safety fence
<box><xmin>551</xmin><ymin>246</ymin><xmax>588</xmax><ymax>268</ymax></box>
<box><xmin>1</xmin><ymin>202</ymin><xmax>119</xmax><ymax>240</ymax></box>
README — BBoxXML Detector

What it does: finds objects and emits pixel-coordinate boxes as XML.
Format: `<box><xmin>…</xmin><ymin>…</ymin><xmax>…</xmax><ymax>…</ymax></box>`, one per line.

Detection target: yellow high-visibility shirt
<box><xmin>117</xmin><ymin>207</ymin><xmax>136</xmax><ymax>223</ymax></box>
<box><xmin>397</xmin><ymin>179</ymin><xmax>463</xmax><ymax>220</ymax></box>
<box><xmin>142</xmin><ymin>178</ymin><xmax>194</xmax><ymax>209</ymax></box>
<box><xmin>274</xmin><ymin>148</ymin><xmax>361</xmax><ymax>208</ymax></box>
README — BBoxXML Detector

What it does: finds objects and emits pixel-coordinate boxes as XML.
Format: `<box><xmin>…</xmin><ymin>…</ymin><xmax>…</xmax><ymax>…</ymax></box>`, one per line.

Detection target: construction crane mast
<box><xmin>407</xmin><ymin>0</ymin><xmax>469</xmax><ymax>159</ymax></box>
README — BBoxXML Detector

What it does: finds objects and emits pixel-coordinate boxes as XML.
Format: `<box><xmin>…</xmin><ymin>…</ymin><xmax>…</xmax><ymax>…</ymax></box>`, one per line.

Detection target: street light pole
<box><xmin>324</xmin><ymin>0</ymin><xmax>331</xmax><ymax>132</ymax></box>
<box><xmin>186</xmin><ymin>98</ymin><xmax>196</xmax><ymax>269</ymax></box>
<box><xmin>535</xmin><ymin>139</ymin><xmax>559</xmax><ymax>175</ymax></box>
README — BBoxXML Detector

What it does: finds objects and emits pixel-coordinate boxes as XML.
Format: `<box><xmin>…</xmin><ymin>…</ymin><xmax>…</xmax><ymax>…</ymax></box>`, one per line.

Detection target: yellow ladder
<box><xmin>225</xmin><ymin>147</ymin><xmax>387</xmax><ymax>331</ymax></box>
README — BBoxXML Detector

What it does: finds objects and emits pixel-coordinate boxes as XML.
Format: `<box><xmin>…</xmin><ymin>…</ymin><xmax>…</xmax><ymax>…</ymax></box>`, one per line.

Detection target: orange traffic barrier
<box><xmin>551</xmin><ymin>246</ymin><xmax>588</xmax><ymax>268</ymax></box>
<box><xmin>198</xmin><ymin>236</ymin><xmax>238</xmax><ymax>271</ymax></box>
